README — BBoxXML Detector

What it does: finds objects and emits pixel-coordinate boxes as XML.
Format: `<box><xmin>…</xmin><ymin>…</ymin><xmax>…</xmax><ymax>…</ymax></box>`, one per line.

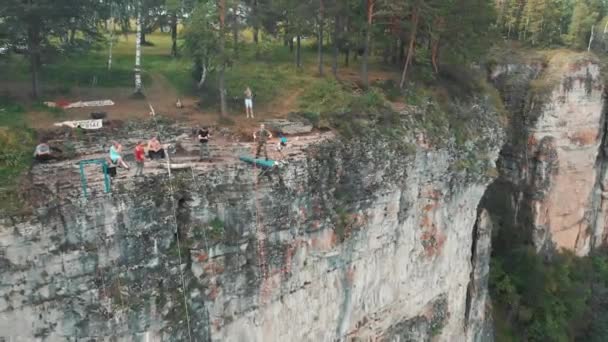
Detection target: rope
<box><xmin>188</xmin><ymin>167</ymin><xmax>211</xmax><ymax>253</ymax></box>
<box><xmin>251</xmin><ymin>142</ymin><xmax>269</xmax><ymax>283</ymax></box>
<box><xmin>150</xmin><ymin>105</ymin><xmax>193</xmax><ymax>342</ymax></box>
<box><xmin>187</xmin><ymin>165</ymin><xmax>213</xmax><ymax>326</ymax></box>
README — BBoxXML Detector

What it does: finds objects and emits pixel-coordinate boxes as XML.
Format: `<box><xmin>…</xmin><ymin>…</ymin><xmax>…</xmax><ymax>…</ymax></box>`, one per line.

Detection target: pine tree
<box><xmin>2</xmin><ymin>0</ymin><xmax>104</xmax><ymax>98</ymax></box>
<box><xmin>567</xmin><ymin>0</ymin><xmax>601</xmax><ymax>48</ymax></box>
<box><xmin>521</xmin><ymin>0</ymin><xmax>563</xmax><ymax>45</ymax></box>
<box><xmin>166</xmin><ymin>0</ymin><xmax>181</xmax><ymax>57</ymax></box>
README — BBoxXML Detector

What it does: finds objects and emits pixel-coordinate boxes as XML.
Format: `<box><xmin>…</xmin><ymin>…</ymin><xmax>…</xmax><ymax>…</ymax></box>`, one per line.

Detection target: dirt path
<box><xmin>264</xmin><ymin>87</ymin><xmax>304</xmax><ymax>118</ymax></box>
<box><xmin>2</xmin><ymin>66</ymin><xmax>337</xmax><ymax>141</ymax></box>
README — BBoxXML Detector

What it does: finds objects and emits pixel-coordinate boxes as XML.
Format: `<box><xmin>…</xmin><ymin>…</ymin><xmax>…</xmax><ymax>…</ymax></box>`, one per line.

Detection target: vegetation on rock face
<box><xmin>491</xmin><ymin>220</ymin><xmax>608</xmax><ymax>341</ymax></box>
<box><xmin>0</xmin><ymin>96</ymin><xmax>36</xmax><ymax>213</ymax></box>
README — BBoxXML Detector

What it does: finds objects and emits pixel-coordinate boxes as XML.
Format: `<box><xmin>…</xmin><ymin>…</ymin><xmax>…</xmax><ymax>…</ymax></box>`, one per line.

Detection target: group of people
<box><xmin>243</xmin><ymin>87</ymin><xmax>287</xmax><ymax>157</ymax></box>
<box><xmin>32</xmin><ymin>86</ymin><xmax>290</xmax><ymax>178</ymax></box>
<box><xmin>101</xmin><ymin>123</ymin><xmax>285</xmax><ymax>177</ymax></box>
<box><xmin>105</xmin><ymin>136</ymin><xmax>166</xmax><ymax>176</ymax></box>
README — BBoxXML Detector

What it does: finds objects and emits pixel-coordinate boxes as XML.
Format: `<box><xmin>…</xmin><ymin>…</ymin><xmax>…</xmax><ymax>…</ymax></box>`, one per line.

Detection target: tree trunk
<box><xmin>399</xmin><ymin>38</ymin><xmax>404</xmax><ymax>64</ymax></box>
<box><xmin>140</xmin><ymin>28</ymin><xmax>147</xmax><ymax>45</ymax></box>
<box><xmin>197</xmin><ymin>64</ymin><xmax>207</xmax><ymax>88</ymax></box>
<box><xmin>344</xmin><ymin>15</ymin><xmax>350</xmax><ymax>67</ymax></box>
<box><xmin>218</xmin><ymin>0</ymin><xmax>228</xmax><ymax>116</ymax></box>
<box><xmin>233</xmin><ymin>0</ymin><xmax>239</xmax><ymax>56</ymax></box>
<box><xmin>253</xmin><ymin>0</ymin><xmax>259</xmax><ymax>57</ymax></box>
<box><xmin>318</xmin><ymin>0</ymin><xmax>324</xmax><ymax>76</ymax></box>
<box><xmin>430</xmin><ymin>17</ymin><xmax>444</xmax><ymax>74</ymax></box>
<box><xmin>285</xmin><ymin>17</ymin><xmax>291</xmax><ymax>49</ymax></box>
<box><xmin>69</xmin><ymin>28</ymin><xmax>76</xmax><ymax>45</ymax></box>
<box><xmin>344</xmin><ymin>48</ymin><xmax>350</xmax><ymax>67</ymax></box>
<box><xmin>296</xmin><ymin>34</ymin><xmax>302</xmax><ymax>68</ymax></box>
<box><xmin>382</xmin><ymin>46</ymin><xmax>389</xmax><ymax>64</ymax></box>
<box><xmin>134</xmin><ymin>3</ymin><xmax>143</xmax><ymax>95</ymax></box>
<box><xmin>400</xmin><ymin>5</ymin><xmax>419</xmax><ymax>89</ymax></box>
<box><xmin>27</xmin><ymin>25</ymin><xmax>41</xmax><ymax>99</ymax></box>
<box><xmin>171</xmin><ymin>12</ymin><xmax>178</xmax><ymax>57</ymax></box>
<box><xmin>332</xmin><ymin>14</ymin><xmax>339</xmax><ymax>77</ymax></box>
<box><xmin>108</xmin><ymin>17</ymin><xmax>115</xmax><ymax>70</ymax></box>
<box><xmin>588</xmin><ymin>24</ymin><xmax>595</xmax><ymax>52</ymax></box>
<box><xmin>431</xmin><ymin>38</ymin><xmax>439</xmax><ymax>73</ymax></box>
<box><xmin>361</xmin><ymin>0</ymin><xmax>374</xmax><ymax>89</ymax></box>
<box><xmin>390</xmin><ymin>38</ymin><xmax>397</xmax><ymax>64</ymax></box>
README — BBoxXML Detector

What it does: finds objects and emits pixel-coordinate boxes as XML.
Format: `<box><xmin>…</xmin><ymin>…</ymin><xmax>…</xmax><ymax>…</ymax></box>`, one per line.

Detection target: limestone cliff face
<box><xmin>487</xmin><ymin>51</ymin><xmax>606</xmax><ymax>255</ymax></box>
<box><xmin>0</xmin><ymin>103</ymin><xmax>503</xmax><ymax>340</ymax></box>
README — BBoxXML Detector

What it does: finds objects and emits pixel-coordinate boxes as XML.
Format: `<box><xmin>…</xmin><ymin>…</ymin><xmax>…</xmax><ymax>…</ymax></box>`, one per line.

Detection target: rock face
<box><xmin>0</xmin><ymin>103</ymin><xmax>504</xmax><ymax>341</ymax></box>
<box><xmin>487</xmin><ymin>51</ymin><xmax>606</xmax><ymax>255</ymax></box>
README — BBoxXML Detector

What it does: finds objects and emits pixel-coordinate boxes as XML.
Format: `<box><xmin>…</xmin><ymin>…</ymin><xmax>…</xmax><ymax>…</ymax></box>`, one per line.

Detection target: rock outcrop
<box><xmin>0</xmin><ymin>97</ymin><xmax>504</xmax><ymax>341</ymax></box>
<box><xmin>486</xmin><ymin>51</ymin><xmax>606</xmax><ymax>255</ymax></box>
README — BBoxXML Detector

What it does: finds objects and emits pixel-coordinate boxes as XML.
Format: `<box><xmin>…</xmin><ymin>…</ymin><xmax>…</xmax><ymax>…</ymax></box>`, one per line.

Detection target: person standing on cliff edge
<box><xmin>134</xmin><ymin>141</ymin><xmax>145</xmax><ymax>177</ymax></box>
<box><xmin>197</xmin><ymin>126</ymin><xmax>211</xmax><ymax>162</ymax></box>
<box><xmin>254</xmin><ymin>123</ymin><xmax>272</xmax><ymax>160</ymax></box>
<box><xmin>244</xmin><ymin>86</ymin><xmax>254</xmax><ymax>119</ymax></box>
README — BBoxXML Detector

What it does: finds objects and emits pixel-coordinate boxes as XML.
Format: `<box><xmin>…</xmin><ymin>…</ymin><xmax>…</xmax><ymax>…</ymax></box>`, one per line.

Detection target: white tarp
<box><xmin>44</xmin><ymin>100</ymin><xmax>115</xmax><ymax>109</ymax></box>
<box><xmin>64</xmin><ymin>100</ymin><xmax>114</xmax><ymax>108</ymax></box>
<box><xmin>54</xmin><ymin>119</ymin><xmax>103</xmax><ymax>130</ymax></box>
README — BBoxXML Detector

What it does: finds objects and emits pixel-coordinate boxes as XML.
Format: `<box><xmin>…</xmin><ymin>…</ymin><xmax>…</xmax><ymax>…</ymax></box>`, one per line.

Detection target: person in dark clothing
<box><xmin>253</xmin><ymin>123</ymin><xmax>272</xmax><ymax>160</ymax></box>
<box><xmin>197</xmin><ymin>126</ymin><xmax>211</xmax><ymax>161</ymax></box>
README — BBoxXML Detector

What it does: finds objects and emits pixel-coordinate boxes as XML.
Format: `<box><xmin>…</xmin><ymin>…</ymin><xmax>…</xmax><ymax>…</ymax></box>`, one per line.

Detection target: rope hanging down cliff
<box><xmin>251</xmin><ymin>145</ymin><xmax>270</xmax><ymax>289</ymax></box>
<box><xmin>150</xmin><ymin>105</ymin><xmax>193</xmax><ymax>342</ymax></box>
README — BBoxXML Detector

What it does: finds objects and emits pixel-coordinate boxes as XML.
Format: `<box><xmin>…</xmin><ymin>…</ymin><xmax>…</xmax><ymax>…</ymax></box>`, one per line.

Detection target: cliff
<box><xmin>486</xmin><ymin>50</ymin><xmax>607</xmax><ymax>256</ymax></box>
<box><xmin>0</xmin><ymin>91</ymin><xmax>504</xmax><ymax>341</ymax></box>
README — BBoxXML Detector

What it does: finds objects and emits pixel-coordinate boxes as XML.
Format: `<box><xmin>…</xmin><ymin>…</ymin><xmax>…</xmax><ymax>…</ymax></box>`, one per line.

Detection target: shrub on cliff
<box><xmin>491</xmin><ymin>245</ymin><xmax>608</xmax><ymax>341</ymax></box>
<box><xmin>0</xmin><ymin>96</ymin><xmax>36</xmax><ymax>214</ymax></box>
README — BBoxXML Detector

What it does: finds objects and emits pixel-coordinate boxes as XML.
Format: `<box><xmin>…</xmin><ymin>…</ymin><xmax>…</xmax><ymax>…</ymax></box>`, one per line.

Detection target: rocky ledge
<box><xmin>0</xmin><ymin>91</ymin><xmax>504</xmax><ymax>341</ymax></box>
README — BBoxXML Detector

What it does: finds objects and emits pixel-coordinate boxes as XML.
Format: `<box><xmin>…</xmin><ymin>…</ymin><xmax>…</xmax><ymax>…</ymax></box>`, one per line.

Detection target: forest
<box><xmin>2</xmin><ymin>0</ymin><xmax>496</xmax><ymax>105</ymax></box>
<box><xmin>2</xmin><ymin>1</ymin><xmax>606</xmax><ymax>105</ymax></box>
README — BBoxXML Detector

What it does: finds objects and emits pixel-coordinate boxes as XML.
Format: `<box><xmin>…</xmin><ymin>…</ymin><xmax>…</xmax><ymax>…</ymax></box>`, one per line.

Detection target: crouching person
<box><xmin>33</xmin><ymin>141</ymin><xmax>53</xmax><ymax>162</ymax></box>
<box><xmin>147</xmin><ymin>136</ymin><xmax>165</xmax><ymax>160</ymax></box>
<box><xmin>107</xmin><ymin>141</ymin><xmax>130</xmax><ymax>169</ymax></box>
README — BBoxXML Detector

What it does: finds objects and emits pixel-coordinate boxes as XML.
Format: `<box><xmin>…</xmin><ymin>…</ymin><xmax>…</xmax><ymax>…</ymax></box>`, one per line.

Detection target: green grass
<box><xmin>298</xmin><ymin>79</ymin><xmax>353</xmax><ymax>115</ymax></box>
<box><xmin>0</xmin><ymin>32</ymin><xmax>325</xmax><ymax>108</ymax></box>
<box><xmin>0</xmin><ymin>33</ymin><xmax>180</xmax><ymax>90</ymax></box>
<box><xmin>296</xmin><ymin>78</ymin><xmax>393</xmax><ymax>138</ymax></box>
<box><xmin>0</xmin><ymin>96</ymin><xmax>36</xmax><ymax>213</ymax></box>
<box><xmin>298</xmin><ymin>78</ymin><xmax>387</xmax><ymax>115</ymax></box>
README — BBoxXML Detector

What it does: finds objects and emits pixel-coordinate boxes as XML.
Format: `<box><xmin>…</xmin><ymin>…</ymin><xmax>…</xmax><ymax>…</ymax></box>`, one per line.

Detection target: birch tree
<box><xmin>108</xmin><ymin>4</ymin><xmax>116</xmax><ymax>70</ymax></box>
<box><xmin>134</xmin><ymin>1</ymin><xmax>144</xmax><ymax>95</ymax></box>
<box><xmin>218</xmin><ymin>0</ymin><xmax>228</xmax><ymax>116</ymax></box>
<box><xmin>183</xmin><ymin>1</ymin><xmax>219</xmax><ymax>89</ymax></box>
